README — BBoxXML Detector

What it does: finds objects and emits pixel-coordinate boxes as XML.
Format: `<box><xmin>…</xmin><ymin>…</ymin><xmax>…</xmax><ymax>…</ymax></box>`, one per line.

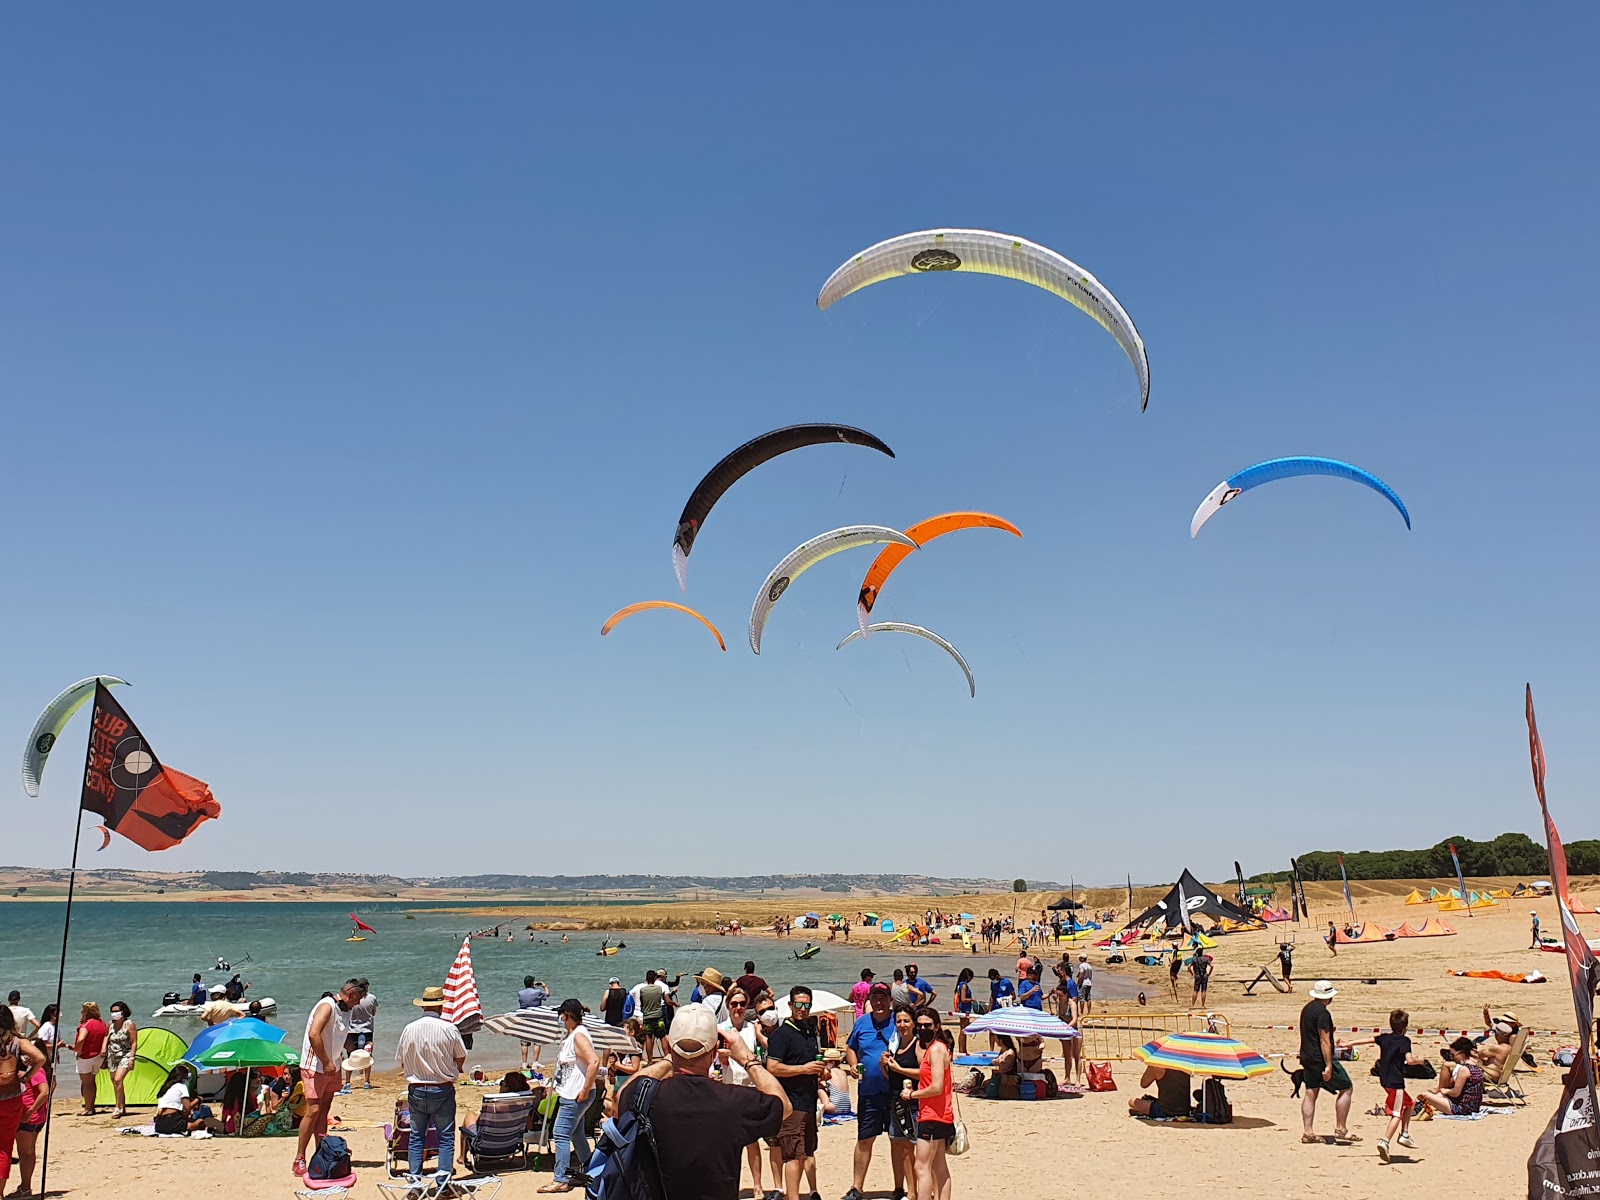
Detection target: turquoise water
<box><xmin>4</xmin><ymin>901</ymin><xmax>1129</xmax><ymax>1068</ymax></box>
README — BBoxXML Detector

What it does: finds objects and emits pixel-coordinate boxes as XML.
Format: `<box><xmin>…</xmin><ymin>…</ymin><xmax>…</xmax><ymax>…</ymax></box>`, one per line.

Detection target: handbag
<box><xmin>948</xmin><ymin>1091</ymin><xmax>970</xmax><ymax>1156</ymax></box>
<box><xmin>1087</xmin><ymin>1061</ymin><xmax>1117</xmax><ymax>1092</ymax></box>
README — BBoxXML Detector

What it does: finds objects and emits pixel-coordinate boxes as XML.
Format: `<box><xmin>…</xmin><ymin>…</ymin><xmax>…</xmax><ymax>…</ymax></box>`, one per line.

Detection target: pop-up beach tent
<box><xmin>1125</xmin><ymin>871</ymin><xmax>1260</xmax><ymax>933</ymax></box>
<box><xmin>96</xmin><ymin>1026</ymin><xmax>189</xmax><ymax>1107</ymax></box>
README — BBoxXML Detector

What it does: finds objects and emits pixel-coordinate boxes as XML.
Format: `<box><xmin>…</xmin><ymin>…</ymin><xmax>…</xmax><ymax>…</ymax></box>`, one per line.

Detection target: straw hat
<box><xmin>695</xmin><ymin>967</ymin><xmax>727</xmax><ymax>992</ymax></box>
<box><xmin>343</xmin><ymin>1049</ymin><xmax>373</xmax><ymax>1072</ymax></box>
<box><xmin>1309</xmin><ymin>980</ymin><xmax>1338</xmax><ymax>1000</ymax></box>
<box><xmin>413</xmin><ymin>986</ymin><xmax>446</xmax><ymax>1008</ymax></box>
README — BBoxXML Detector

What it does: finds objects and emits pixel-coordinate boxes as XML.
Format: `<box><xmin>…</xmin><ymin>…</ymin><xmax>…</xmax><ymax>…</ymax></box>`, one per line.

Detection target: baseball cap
<box><xmin>608</xmin><ymin>977</ymin><xmax>620</xmax><ymax>985</ymax></box>
<box><xmin>668</xmin><ymin>1004</ymin><xmax>719</xmax><ymax>1059</ymax></box>
<box><xmin>869</xmin><ymin>982</ymin><xmax>892</xmax><ymax>996</ymax></box>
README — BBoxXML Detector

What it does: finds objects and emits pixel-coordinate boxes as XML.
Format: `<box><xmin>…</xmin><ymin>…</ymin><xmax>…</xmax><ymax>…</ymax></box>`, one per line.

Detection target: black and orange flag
<box><xmin>79</xmin><ymin>682</ymin><xmax>220</xmax><ymax>852</ymax></box>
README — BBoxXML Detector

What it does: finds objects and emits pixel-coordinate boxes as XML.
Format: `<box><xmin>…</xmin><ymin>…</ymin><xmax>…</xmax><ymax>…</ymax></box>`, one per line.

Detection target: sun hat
<box><xmin>1498</xmin><ymin>1011</ymin><xmax>1521</xmax><ymax>1026</ymax></box>
<box><xmin>1309</xmin><ymin>980</ymin><xmax>1338</xmax><ymax>1000</ymax></box>
<box><xmin>695</xmin><ymin>967</ymin><xmax>727</xmax><ymax>992</ymax></box>
<box><xmin>668</xmin><ymin>1004</ymin><xmax>719</xmax><ymax>1059</ymax></box>
<box><xmin>413</xmin><ymin>986</ymin><xmax>446</xmax><ymax>1008</ymax></box>
<box><xmin>343</xmin><ymin>1049</ymin><xmax>373</xmax><ymax>1072</ymax></box>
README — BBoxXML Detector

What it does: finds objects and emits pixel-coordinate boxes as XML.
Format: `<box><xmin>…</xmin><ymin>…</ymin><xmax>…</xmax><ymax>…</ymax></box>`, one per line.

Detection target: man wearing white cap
<box><xmin>620</xmin><ymin>1003</ymin><xmax>788</xmax><ymax>1200</ymax></box>
<box><xmin>1297</xmin><ymin>981</ymin><xmax>1354</xmax><ymax>1143</ymax></box>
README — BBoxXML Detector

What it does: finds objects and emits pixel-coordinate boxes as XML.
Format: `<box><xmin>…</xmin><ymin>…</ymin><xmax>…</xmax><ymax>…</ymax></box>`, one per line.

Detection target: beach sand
<box><xmin>31</xmin><ymin>882</ymin><xmax>1582</xmax><ymax>1198</ymax></box>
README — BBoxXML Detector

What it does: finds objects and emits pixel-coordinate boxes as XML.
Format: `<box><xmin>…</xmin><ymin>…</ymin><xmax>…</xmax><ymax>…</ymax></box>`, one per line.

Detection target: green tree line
<box><xmin>1247</xmin><ymin>832</ymin><xmax>1600</xmax><ymax>883</ymax></box>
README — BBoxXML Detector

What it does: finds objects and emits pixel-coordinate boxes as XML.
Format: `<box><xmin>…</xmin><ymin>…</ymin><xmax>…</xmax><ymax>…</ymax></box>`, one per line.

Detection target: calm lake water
<box><xmin>4</xmin><ymin>900</ymin><xmax>1135</xmax><ymax>1068</ymax></box>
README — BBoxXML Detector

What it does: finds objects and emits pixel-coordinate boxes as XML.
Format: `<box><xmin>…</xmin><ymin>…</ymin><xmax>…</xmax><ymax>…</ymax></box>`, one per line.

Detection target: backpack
<box><xmin>1199</xmin><ymin>1078</ymin><xmax>1232</xmax><ymax>1124</ymax></box>
<box><xmin>623</xmin><ymin>991</ymin><xmax>636</xmax><ymax>1020</ymax></box>
<box><xmin>587</xmin><ymin>1077</ymin><xmax>666</xmax><ymax>1200</ymax></box>
<box><xmin>308</xmin><ymin>1134</ymin><xmax>351</xmax><ymax>1180</ymax></box>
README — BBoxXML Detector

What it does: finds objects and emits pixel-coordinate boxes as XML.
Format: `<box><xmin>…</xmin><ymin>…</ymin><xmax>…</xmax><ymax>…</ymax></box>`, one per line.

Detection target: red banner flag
<box><xmin>79</xmin><ymin>682</ymin><xmax>219</xmax><ymax>852</ymax></box>
<box><xmin>1525</xmin><ymin>685</ymin><xmax>1600</xmax><ymax>1198</ymax></box>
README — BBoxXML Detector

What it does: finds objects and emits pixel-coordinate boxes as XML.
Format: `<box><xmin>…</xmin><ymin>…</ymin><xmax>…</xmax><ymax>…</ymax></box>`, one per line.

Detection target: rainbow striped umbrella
<box><xmin>1133</xmin><ymin>1031</ymin><xmax>1273</xmax><ymax>1079</ymax></box>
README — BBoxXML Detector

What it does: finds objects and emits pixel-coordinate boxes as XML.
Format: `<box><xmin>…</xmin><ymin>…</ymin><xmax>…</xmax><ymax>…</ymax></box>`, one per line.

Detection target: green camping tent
<box><xmin>97</xmin><ymin>1026</ymin><xmax>189</xmax><ymax>1107</ymax></box>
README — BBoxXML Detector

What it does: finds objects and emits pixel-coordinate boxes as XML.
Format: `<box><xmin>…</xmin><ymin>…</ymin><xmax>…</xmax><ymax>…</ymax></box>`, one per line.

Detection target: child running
<box><xmin>1343</xmin><ymin>1009</ymin><xmax>1417</xmax><ymax>1162</ymax></box>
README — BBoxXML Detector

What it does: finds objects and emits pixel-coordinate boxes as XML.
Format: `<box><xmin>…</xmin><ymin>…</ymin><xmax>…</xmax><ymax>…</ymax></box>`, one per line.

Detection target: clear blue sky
<box><xmin>4</xmin><ymin>5</ymin><xmax>1597</xmax><ymax>882</ymax></box>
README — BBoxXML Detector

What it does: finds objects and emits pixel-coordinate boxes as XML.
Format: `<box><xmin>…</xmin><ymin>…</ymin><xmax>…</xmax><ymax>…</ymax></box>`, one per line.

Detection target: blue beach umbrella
<box><xmin>187</xmin><ymin>1017</ymin><xmax>286</xmax><ymax>1060</ymax></box>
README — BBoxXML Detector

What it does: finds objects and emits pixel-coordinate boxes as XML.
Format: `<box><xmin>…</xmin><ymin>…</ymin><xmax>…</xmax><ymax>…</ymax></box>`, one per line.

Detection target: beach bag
<box><xmin>948</xmin><ymin>1093</ymin><xmax>970</xmax><ymax>1156</ymax></box>
<box><xmin>622</xmin><ymin>991</ymin><xmax>635</xmax><ymax>1020</ymax></box>
<box><xmin>1200</xmin><ymin>1078</ymin><xmax>1232</xmax><ymax>1124</ymax></box>
<box><xmin>1404</xmin><ymin>1059</ymin><xmax>1438</xmax><ymax>1081</ymax></box>
<box><xmin>587</xmin><ymin>1077</ymin><xmax>666</xmax><ymax>1200</ymax></box>
<box><xmin>308</xmin><ymin>1134</ymin><xmax>351</xmax><ymax>1180</ymax></box>
<box><xmin>1087</xmin><ymin>1062</ymin><xmax>1117</xmax><ymax>1092</ymax></box>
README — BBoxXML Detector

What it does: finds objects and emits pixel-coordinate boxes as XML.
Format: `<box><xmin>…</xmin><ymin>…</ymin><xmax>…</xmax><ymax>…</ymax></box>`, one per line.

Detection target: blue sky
<box><xmin>3</xmin><ymin>5</ymin><xmax>1597</xmax><ymax>882</ymax></box>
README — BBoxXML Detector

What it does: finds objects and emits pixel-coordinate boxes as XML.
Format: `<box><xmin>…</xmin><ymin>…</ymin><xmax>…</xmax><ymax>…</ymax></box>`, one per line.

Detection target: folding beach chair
<box><xmin>385</xmin><ymin>1096</ymin><xmax>441</xmax><ymax>1177</ymax></box>
<box><xmin>1483</xmin><ymin>1029</ymin><xmax>1531</xmax><ymax>1106</ymax></box>
<box><xmin>459</xmin><ymin>1093</ymin><xmax>538</xmax><ymax>1174</ymax></box>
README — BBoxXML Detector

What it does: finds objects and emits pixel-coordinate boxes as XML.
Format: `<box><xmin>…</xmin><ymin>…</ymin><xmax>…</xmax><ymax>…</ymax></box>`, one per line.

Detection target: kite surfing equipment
<box><xmin>673</xmin><ymin>424</ymin><xmax>895</xmax><ymax>591</ymax></box>
<box><xmin>817</xmin><ymin>228</ymin><xmax>1150</xmax><ymax>411</ymax></box>
<box><xmin>1122</xmin><ymin>870</ymin><xmax>1260</xmax><ymax>934</ymax></box>
<box><xmin>837</xmin><ymin>622</ymin><xmax>976</xmax><ymax>697</ymax></box>
<box><xmin>1190</xmin><ymin>457</ymin><xmax>1411</xmax><ymax>537</ymax></box>
<box><xmin>1447</xmin><ymin>969</ymin><xmax>1547</xmax><ymax>984</ymax></box>
<box><xmin>601</xmin><ymin>601</ymin><xmax>726</xmax><ymax>651</ymax></box>
<box><xmin>1338</xmin><ymin>855</ymin><xmax>1356</xmax><ymax>921</ymax></box>
<box><xmin>748</xmin><ymin>525</ymin><xmax>917</xmax><ymax>654</ymax></box>
<box><xmin>1393</xmin><ymin>919</ymin><xmax>1457</xmax><ymax>938</ymax></box>
<box><xmin>350</xmin><ymin>915</ymin><xmax>376</xmax><ymax>936</ymax></box>
<box><xmin>1449</xmin><ymin>843</ymin><xmax>1474</xmax><ymax>919</ymax></box>
<box><xmin>23</xmin><ymin>675</ymin><xmax>130</xmax><ymax>797</ymax></box>
<box><xmin>856</xmin><ymin>512</ymin><xmax>1022</xmax><ymax>635</ymax></box>
<box><xmin>1332</xmin><ymin>923</ymin><xmax>1396</xmax><ymax>944</ymax></box>
<box><xmin>93</xmin><ymin>826</ymin><xmax>111</xmax><ymax>851</ymax></box>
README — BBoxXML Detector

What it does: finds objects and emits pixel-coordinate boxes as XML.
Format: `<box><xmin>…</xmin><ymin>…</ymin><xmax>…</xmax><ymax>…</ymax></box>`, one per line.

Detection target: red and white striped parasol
<box><xmin>443</xmin><ymin>936</ymin><xmax>483</xmax><ymax>1035</ymax></box>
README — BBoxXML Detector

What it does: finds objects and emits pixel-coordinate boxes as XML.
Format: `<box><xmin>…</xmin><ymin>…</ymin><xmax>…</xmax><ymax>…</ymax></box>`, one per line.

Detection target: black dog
<box><xmin>1280</xmin><ymin>1059</ymin><xmax>1306</xmax><ymax>1097</ymax></box>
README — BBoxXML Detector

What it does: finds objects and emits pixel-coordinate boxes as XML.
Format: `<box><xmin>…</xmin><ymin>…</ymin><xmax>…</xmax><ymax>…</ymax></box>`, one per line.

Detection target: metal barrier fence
<box><xmin>1078</xmin><ymin>1011</ymin><xmax>1231</xmax><ymax>1061</ymax></box>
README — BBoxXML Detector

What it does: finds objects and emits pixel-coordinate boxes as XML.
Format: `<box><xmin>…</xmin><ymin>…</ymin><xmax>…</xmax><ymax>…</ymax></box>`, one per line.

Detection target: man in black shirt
<box><xmin>600</xmin><ymin>977</ymin><xmax>627</xmax><ymax>1027</ymax></box>
<box><xmin>621</xmin><ymin>1004</ymin><xmax>788</xmax><ymax>1200</ymax></box>
<box><xmin>1298</xmin><ymin>980</ymin><xmax>1353</xmax><ymax>1142</ymax></box>
<box><xmin>765</xmin><ymin>986</ymin><xmax>824</xmax><ymax>1200</ymax></box>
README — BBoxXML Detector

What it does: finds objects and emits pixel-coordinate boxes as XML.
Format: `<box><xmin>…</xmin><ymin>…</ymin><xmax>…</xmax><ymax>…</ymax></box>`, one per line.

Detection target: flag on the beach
<box><xmin>1337</xmin><ymin>854</ymin><xmax>1355</xmax><ymax>919</ymax></box>
<box><xmin>1524</xmin><ymin>686</ymin><xmax>1600</xmax><ymax>1198</ymax></box>
<box><xmin>1448</xmin><ymin>843</ymin><xmax>1472</xmax><ymax>918</ymax></box>
<box><xmin>79</xmin><ymin>682</ymin><xmax>219</xmax><ymax>852</ymax></box>
<box><xmin>1234</xmin><ymin>861</ymin><xmax>1246</xmax><ymax>907</ymax></box>
<box><xmin>1288</xmin><ymin>859</ymin><xmax>1302</xmax><ymax>921</ymax></box>
<box><xmin>443</xmin><ymin>936</ymin><xmax>483</xmax><ymax>1035</ymax></box>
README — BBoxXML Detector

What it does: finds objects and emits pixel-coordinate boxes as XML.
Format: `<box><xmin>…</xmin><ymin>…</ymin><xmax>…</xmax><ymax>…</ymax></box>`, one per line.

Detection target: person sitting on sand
<box><xmin>1416</xmin><ymin>1039</ymin><xmax>1485</xmax><ymax>1117</ymax></box>
<box><xmin>1129</xmin><ymin>1062</ymin><xmax>1192</xmax><ymax>1119</ymax></box>
<box><xmin>154</xmin><ymin>1066</ymin><xmax>214</xmax><ymax>1134</ymax></box>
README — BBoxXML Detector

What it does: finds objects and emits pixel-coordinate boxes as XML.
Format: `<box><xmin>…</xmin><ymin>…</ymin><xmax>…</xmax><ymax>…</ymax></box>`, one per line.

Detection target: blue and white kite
<box><xmin>1190</xmin><ymin>456</ymin><xmax>1411</xmax><ymax>538</ymax></box>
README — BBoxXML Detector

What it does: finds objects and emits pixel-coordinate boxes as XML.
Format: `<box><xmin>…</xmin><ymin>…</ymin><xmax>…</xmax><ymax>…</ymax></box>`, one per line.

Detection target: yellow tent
<box><xmin>1437</xmin><ymin>898</ymin><xmax>1468</xmax><ymax>912</ymax></box>
<box><xmin>1404</xmin><ymin>889</ymin><xmax>1426</xmax><ymax>905</ymax></box>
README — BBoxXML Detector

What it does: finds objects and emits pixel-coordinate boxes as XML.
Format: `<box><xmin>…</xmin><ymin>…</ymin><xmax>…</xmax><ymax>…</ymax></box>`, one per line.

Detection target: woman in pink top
<box><xmin>901</xmin><ymin>1009</ymin><xmax>955</xmax><ymax>1200</ymax></box>
<box><xmin>73</xmin><ymin>1002</ymin><xmax>108</xmax><ymax>1116</ymax></box>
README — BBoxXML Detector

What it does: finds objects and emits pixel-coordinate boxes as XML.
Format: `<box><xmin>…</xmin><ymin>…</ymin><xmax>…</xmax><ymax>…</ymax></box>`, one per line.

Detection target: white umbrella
<box><xmin>773</xmin><ymin>988</ymin><xmax>852</xmax><ymax>1020</ymax></box>
<box><xmin>482</xmin><ymin>1009</ymin><xmax>639</xmax><ymax>1055</ymax></box>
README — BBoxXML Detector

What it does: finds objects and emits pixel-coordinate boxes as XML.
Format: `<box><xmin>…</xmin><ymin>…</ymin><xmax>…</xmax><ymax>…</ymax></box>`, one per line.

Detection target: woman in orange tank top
<box><xmin>901</xmin><ymin>1009</ymin><xmax>955</xmax><ymax>1200</ymax></box>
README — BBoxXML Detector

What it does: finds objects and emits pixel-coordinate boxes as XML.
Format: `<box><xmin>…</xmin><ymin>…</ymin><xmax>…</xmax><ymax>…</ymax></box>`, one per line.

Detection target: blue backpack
<box><xmin>308</xmin><ymin>1133</ymin><xmax>351</xmax><ymax>1180</ymax></box>
<box><xmin>622</xmin><ymin>991</ymin><xmax>636</xmax><ymax>1020</ymax></box>
<box><xmin>586</xmin><ymin>1078</ymin><xmax>665</xmax><ymax>1200</ymax></box>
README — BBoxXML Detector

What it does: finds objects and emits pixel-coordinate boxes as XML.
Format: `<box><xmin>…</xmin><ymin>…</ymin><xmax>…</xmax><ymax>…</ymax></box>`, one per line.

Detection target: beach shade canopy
<box><xmin>828</xmin><ymin>914</ymin><xmax>844</xmax><ymax>921</ymax></box>
<box><xmin>188</xmin><ymin>1017</ymin><xmax>286</xmax><ymax>1060</ymax></box>
<box><xmin>187</xmin><ymin>1038</ymin><xmax>301</xmax><ymax>1072</ymax></box>
<box><xmin>96</xmin><ymin>1055</ymin><xmax>177</xmax><ymax>1106</ymax></box>
<box><xmin>1134</xmin><ymin>1031</ymin><xmax>1273</xmax><ymax>1080</ymax></box>
<box><xmin>1048</xmin><ymin>897</ymin><xmax>1083</xmax><ymax>910</ymax></box>
<box><xmin>805</xmin><ymin>913</ymin><xmax>821</xmax><ymax>920</ymax></box>
<box><xmin>1124</xmin><ymin>870</ymin><xmax>1259</xmax><ymax>932</ymax></box>
<box><xmin>774</xmin><ymin>989</ymin><xmax>853</xmax><ymax>1020</ymax></box>
<box><xmin>483</xmin><ymin>1008</ymin><xmax>639</xmax><ymax>1055</ymax></box>
<box><xmin>963</xmin><ymin>1006</ymin><xmax>1078</xmax><ymax>1040</ymax></box>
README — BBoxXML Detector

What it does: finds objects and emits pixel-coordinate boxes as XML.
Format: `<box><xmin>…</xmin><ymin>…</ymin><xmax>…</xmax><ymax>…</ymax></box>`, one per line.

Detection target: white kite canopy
<box><xmin>817</xmin><ymin>228</ymin><xmax>1150</xmax><ymax>410</ymax></box>
<box><xmin>837</xmin><ymin>622</ymin><xmax>976</xmax><ymax>698</ymax></box>
<box><xmin>748</xmin><ymin>525</ymin><xmax>917</xmax><ymax>655</ymax></box>
<box><xmin>23</xmin><ymin>676</ymin><xmax>130</xmax><ymax>797</ymax></box>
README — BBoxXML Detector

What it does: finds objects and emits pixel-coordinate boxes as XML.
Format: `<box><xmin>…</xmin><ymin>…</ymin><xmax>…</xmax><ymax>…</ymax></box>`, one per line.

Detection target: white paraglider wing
<box><xmin>817</xmin><ymin>228</ymin><xmax>1149</xmax><ymax>410</ymax></box>
<box><xmin>749</xmin><ymin>526</ymin><xmax>918</xmax><ymax>655</ymax></box>
<box><xmin>23</xmin><ymin>676</ymin><xmax>130</xmax><ymax>797</ymax></box>
<box><xmin>837</xmin><ymin>622</ymin><xmax>976</xmax><ymax>698</ymax></box>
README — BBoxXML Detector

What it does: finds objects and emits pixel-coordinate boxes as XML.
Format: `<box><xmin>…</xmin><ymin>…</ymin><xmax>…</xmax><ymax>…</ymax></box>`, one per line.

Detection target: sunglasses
<box><xmin>792</xmin><ymin>1000</ymin><xmax>812</xmax><ymax>1008</ymax></box>
<box><xmin>729</xmin><ymin>1001</ymin><xmax>748</xmax><ymax>1008</ymax></box>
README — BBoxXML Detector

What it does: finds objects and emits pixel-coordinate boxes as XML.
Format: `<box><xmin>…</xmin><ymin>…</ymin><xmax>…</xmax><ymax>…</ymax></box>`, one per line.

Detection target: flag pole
<box><xmin>40</xmin><ymin>805</ymin><xmax>88</xmax><ymax>1199</ymax></box>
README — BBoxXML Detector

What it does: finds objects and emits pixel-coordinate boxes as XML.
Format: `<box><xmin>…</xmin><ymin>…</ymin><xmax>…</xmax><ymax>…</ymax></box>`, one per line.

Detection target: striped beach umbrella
<box><xmin>1133</xmin><ymin>1031</ymin><xmax>1273</xmax><ymax>1079</ymax></box>
<box><xmin>962</xmin><ymin>1006</ymin><xmax>1078</xmax><ymax>1040</ymax></box>
<box><xmin>443</xmin><ymin>936</ymin><xmax>483</xmax><ymax>1036</ymax></box>
<box><xmin>482</xmin><ymin>1009</ymin><xmax>640</xmax><ymax>1055</ymax></box>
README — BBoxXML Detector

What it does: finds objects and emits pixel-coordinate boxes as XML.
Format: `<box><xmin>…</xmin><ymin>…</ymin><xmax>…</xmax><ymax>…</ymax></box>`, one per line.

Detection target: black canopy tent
<box><xmin>1124</xmin><ymin>869</ymin><xmax>1261</xmax><ymax>931</ymax></box>
<box><xmin>1048</xmin><ymin>897</ymin><xmax>1083</xmax><ymax>910</ymax></box>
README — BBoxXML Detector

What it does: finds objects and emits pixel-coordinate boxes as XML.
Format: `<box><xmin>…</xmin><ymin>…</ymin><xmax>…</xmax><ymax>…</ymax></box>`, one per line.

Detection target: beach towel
<box><xmin>1447</xmin><ymin>970</ymin><xmax>1547</xmax><ymax>984</ymax></box>
<box><xmin>1435</xmin><ymin>1107</ymin><xmax>1512</xmax><ymax>1120</ymax></box>
<box><xmin>117</xmin><ymin>1124</ymin><xmax>213</xmax><ymax>1138</ymax></box>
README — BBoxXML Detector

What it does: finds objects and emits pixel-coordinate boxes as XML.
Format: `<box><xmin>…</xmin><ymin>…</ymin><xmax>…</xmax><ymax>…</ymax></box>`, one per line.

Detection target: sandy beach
<box><xmin>26</xmin><ymin>879</ymin><xmax>1581</xmax><ymax>1199</ymax></box>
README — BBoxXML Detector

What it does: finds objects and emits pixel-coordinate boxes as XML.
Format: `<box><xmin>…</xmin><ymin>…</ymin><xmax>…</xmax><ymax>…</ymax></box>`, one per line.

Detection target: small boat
<box><xmin>153</xmin><ymin>997</ymin><xmax>278</xmax><ymax>1019</ymax></box>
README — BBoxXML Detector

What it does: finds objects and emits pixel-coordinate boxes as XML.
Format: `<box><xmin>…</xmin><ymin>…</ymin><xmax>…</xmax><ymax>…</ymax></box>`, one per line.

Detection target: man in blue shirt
<box><xmin>517</xmin><ymin>976</ymin><xmax>549</xmax><ymax>1069</ymax></box>
<box><xmin>1018</xmin><ymin>965</ymin><xmax>1045</xmax><ymax>1010</ymax></box>
<box><xmin>843</xmin><ymin>984</ymin><xmax>902</xmax><ymax>1200</ymax></box>
<box><xmin>904</xmin><ymin>964</ymin><xmax>938</xmax><ymax>1010</ymax></box>
<box><xmin>188</xmin><ymin>974</ymin><xmax>207</xmax><ymax>1006</ymax></box>
<box><xmin>987</xmin><ymin>968</ymin><xmax>1015</xmax><ymax>1008</ymax></box>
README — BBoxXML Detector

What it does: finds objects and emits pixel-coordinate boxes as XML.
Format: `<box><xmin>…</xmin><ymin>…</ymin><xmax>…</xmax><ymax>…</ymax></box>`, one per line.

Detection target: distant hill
<box><xmin>1250</xmin><ymin>831</ymin><xmax>1598</xmax><ymax>883</ymax></box>
<box><xmin>0</xmin><ymin>867</ymin><xmax>1059</xmax><ymax>897</ymax></box>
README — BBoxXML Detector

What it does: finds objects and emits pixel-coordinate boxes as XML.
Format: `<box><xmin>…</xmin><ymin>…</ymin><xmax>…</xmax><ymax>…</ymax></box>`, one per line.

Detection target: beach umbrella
<box><xmin>773</xmin><ymin>988</ymin><xmax>853</xmax><ymax>1020</ymax></box>
<box><xmin>483</xmin><ymin>1009</ymin><xmax>639</xmax><ymax>1055</ymax></box>
<box><xmin>959</xmin><ymin>913</ymin><xmax>974</xmax><ymax>920</ymax></box>
<box><xmin>827</xmin><ymin>914</ymin><xmax>844</xmax><ymax>921</ymax></box>
<box><xmin>187</xmin><ymin>1017</ymin><xmax>285</xmax><ymax>1060</ymax></box>
<box><xmin>863</xmin><ymin>912</ymin><xmax>880</xmax><ymax>923</ymax></box>
<box><xmin>186</xmin><ymin>1038</ymin><xmax>301</xmax><ymax>1072</ymax></box>
<box><xmin>1133</xmin><ymin>1031</ymin><xmax>1273</xmax><ymax>1080</ymax></box>
<box><xmin>963</xmin><ymin>1007</ymin><xmax>1078</xmax><ymax>1040</ymax></box>
<box><xmin>443</xmin><ymin>936</ymin><xmax>484</xmax><ymax>1036</ymax></box>
<box><xmin>805</xmin><ymin>912</ymin><xmax>820</xmax><ymax>920</ymax></box>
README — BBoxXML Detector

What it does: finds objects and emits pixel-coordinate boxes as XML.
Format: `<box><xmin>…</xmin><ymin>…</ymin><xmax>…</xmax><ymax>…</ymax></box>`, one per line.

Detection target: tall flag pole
<box><xmin>1126</xmin><ymin>874</ymin><xmax>1134</xmax><ymax>920</ymax></box>
<box><xmin>1337</xmin><ymin>855</ymin><xmax>1356</xmax><ymax>922</ymax></box>
<box><xmin>1449</xmin><ymin>843</ymin><xmax>1475</xmax><ymax>918</ymax></box>
<box><xmin>39</xmin><ymin>683</ymin><xmax>218</xmax><ymax>1199</ymax></box>
<box><xmin>1525</xmin><ymin>686</ymin><xmax>1600</xmax><ymax>1196</ymax></box>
